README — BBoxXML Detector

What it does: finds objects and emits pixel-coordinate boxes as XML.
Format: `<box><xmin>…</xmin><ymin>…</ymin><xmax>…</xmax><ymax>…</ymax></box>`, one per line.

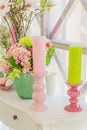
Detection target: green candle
<box><xmin>68</xmin><ymin>46</ymin><xmax>82</xmax><ymax>84</ymax></box>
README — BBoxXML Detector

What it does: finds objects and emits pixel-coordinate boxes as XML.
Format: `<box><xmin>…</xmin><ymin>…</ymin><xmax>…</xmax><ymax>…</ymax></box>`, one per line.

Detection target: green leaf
<box><xmin>20</xmin><ymin>36</ymin><xmax>32</xmax><ymax>48</ymax></box>
<box><xmin>46</xmin><ymin>56</ymin><xmax>51</xmax><ymax>66</ymax></box>
<box><xmin>46</xmin><ymin>46</ymin><xmax>55</xmax><ymax>66</ymax></box>
<box><xmin>47</xmin><ymin>46</ymin><xmax>55</xmax><ymax>58</ymax></box>
<box><xmin>40</xmin><ymin>0</ymin><xmax>46</xmax><ymax>8</ymax></box>
<box><xmin>49</xmin><ymin>46</ymin><xmax>55</xmax><ymax>54</ymax></box>
<box><xmin>16</xmin><ymin>0</ymin><xmax>23</xmax><ymax>5</ymax></box>
<box><xmin>7</xmin><ymin>57</ymin><xmax>21</xmax><ymax>69</ymax></box>
<box><xmin>40</xmin><ymin>0</ymin><xmax>53</xmax><ymax>8</ymax></box>
<box><xmin>24</xmin><ymin>44</ymin><xmax>31</xmax><ymax>49</ymax></box>
<box><xmin>7</xmin><ymin>68</ymin><xmax>21</xmax><ymax>79</ymax></box>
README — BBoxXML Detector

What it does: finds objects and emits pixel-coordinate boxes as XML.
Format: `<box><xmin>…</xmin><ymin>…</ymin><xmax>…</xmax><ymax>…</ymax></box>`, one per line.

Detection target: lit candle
<box><xmin>68</xmin><ymin>46</ymin><xmax>82</xmax><ymax>84</ymax></box>
<box><xmin>32</xmin><ymin>36</ymin><xmax>46</xmax><ymax>74</ymax></box>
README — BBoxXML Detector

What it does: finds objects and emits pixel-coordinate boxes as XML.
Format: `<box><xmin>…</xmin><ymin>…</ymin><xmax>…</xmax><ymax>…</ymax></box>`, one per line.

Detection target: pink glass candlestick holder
<box><xmin>64</xmin><ymin>81</ymin><xmax>83</xmax><ymax>112</ymax></box>
<box><xmin>31</xmin><ymin>72</ymin><xmax>47</xmax><ymax>111</ymax></box>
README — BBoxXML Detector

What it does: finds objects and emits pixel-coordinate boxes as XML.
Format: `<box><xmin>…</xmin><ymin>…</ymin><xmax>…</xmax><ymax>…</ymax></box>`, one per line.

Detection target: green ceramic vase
<box><xmin>13</xmin><ymin>73</ymin><xmax>34</xmax><ymax>99</ymax></box>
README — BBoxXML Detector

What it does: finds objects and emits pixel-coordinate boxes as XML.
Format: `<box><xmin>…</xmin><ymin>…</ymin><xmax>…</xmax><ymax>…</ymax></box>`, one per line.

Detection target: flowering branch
<box><xmin>4</xmin><ymin>16</ymin><xmax>16</xmax><ymax>44</ymax></box>
<box><xmin>0</xmin><ymin>0</ymin><xmax>54</xmax><ymax>44</ymax></box>
<box><xmin>24</xmin><ymin>9</ymin><xmax>44</xmax><ymax>34</ymax></box>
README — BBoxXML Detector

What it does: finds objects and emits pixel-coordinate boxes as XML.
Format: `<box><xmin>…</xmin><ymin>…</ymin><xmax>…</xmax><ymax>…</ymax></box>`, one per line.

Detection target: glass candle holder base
<box><xmin>65</xmin><ymin>104</ymin><xmax>82</xmax><ymax>112</ymax></box>
<box><xmin>31</xmin><ymin>103</ymin><xmax>47</xmax><ymax>111</ymax></box>
<box><xmin>64</xmin><ymin>81</ymin><xmax>83</xmax><ymax>112</ymax></box>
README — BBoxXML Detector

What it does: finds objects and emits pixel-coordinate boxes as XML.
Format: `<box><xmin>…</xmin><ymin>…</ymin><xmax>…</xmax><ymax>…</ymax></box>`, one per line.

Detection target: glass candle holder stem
<box><xmin>31</xmin><ymin>72</ymin><xmax>47</xmax><ymax>111</ymax></box>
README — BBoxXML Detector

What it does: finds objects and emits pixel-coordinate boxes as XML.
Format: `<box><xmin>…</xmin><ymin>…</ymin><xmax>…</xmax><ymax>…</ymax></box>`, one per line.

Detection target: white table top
<box><xmin>0</xmin><ymin>88</ymin><xmax>87</xmax><ymax>125</ymax></box>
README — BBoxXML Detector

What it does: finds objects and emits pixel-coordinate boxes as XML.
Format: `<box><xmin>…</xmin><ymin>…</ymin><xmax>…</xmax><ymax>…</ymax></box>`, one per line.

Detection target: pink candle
<box><xmin>32</xmin><ymin>36</ymin><xmax>46</xmax><ymax>74</ymax></box>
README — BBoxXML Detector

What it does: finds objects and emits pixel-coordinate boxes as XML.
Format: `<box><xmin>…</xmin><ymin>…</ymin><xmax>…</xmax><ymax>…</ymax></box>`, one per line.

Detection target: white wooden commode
<box><xmin>0</xmin><ymin>88</ymin><xmax>87</xmax><ymax>130</ymax></box>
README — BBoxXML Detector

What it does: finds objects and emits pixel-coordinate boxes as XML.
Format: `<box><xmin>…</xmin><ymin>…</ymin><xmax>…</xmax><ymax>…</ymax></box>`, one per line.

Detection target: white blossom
<box><xmin>0</xmin><ymin>0</ymin><xmax>10</xmax><ymax>16</ymax></box>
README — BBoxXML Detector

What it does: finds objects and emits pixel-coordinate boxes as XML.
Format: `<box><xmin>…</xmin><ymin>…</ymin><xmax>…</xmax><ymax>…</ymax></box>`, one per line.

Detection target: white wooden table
<box><xmin>0</xmin><ymin>88</ymin><xmax>87</xmax><ymax>130</ymax></box>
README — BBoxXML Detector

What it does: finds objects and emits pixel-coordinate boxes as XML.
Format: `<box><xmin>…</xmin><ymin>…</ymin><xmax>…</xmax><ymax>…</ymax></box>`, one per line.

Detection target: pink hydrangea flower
<box><xmin>2</xmin><ymin>60</ymin><xmax>11</xmax><ymax>74</ymax></box>
<box><xmin>4</xmin><ymin>43</ymin><xmax>32</xmax><ymax>74</ymax></box>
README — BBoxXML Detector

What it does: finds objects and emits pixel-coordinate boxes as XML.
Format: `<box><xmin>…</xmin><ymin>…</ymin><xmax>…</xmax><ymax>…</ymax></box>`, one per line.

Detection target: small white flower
<box><xmin>5</xmin><ymin>79</ymin><xmax>13</xmax><ymax>87</ymax></box>
<box><xmin>0</xmin><ymin>0</ymin><xmax>10</xmax><ymax>16</ymax></box>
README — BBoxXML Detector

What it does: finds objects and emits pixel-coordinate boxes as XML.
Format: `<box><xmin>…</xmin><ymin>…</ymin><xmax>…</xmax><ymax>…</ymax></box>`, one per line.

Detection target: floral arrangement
<box><xmin>0</xmin><ymin>0</ymin><xmax>55</xmax><ymax>79</ymax></box>
<box><xmin>0</xmin><ymin>0</ymin><xmax>54</xmax><ymax>44</ymax></box>
<box><xmin>2</xmin><ymin>36</ymin><xmax>55</xmax><ymax>79</ymax></box>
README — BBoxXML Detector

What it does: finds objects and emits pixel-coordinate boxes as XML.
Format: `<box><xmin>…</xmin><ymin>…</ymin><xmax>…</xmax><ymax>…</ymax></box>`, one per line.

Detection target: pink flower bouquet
<box><xmin>2</xmin><ymin>36</ymin><xmax>55</xmax><ymax>79</ymax></box>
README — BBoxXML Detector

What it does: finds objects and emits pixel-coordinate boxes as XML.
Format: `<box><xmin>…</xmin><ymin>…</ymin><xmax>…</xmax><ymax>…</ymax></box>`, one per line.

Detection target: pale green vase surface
<box><xmin>13</xmin><ymin>73</ymin><xmax>34</xmax><ymax>99</ymax></box>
